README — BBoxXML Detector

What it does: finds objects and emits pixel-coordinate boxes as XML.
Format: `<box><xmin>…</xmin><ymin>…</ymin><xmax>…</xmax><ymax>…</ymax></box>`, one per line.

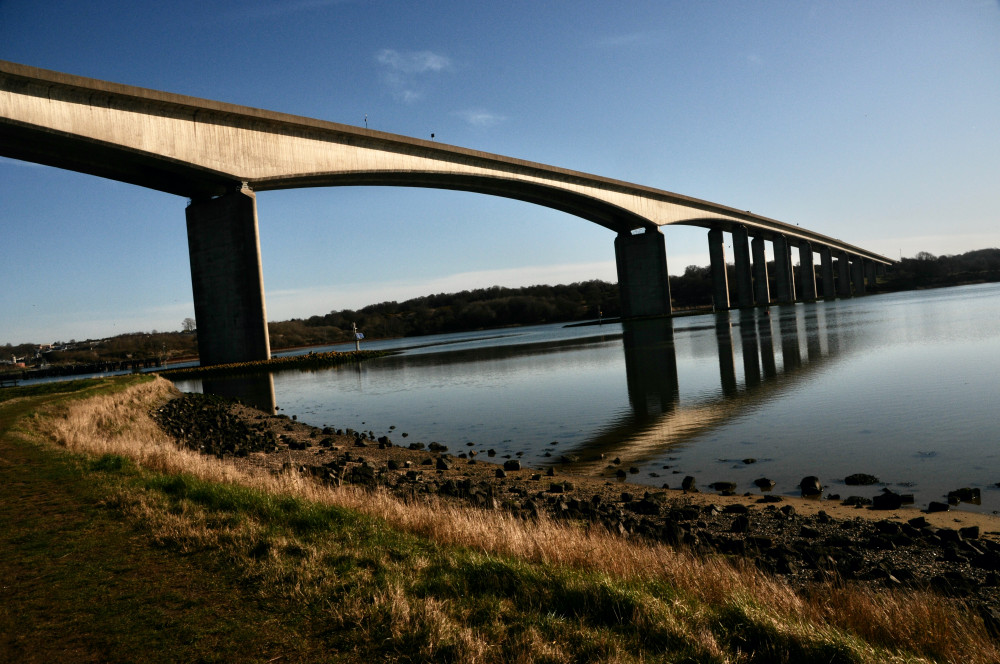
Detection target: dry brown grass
<box><xmin>33</xmin><ymin>376</ymin><xmax>1000</xmax><ymax>663</ymax></box>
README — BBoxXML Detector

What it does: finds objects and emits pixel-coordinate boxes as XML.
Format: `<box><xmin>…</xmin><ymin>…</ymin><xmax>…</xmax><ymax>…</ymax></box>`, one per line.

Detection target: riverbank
<box><xmin>157</xmin><ymin>390</ymin><xmax>1000</xmax><ymax>615</ymax></box>
<box><xmin>6</xmin><ymin>375</ymin><xmax>999</xmax><ymax>662</ymax></box>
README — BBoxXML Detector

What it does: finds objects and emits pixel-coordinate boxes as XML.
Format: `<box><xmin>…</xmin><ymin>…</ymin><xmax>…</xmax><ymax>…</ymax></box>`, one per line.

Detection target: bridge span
<box><xmin>0</xmin><ymin>60</ymin><xmax>893</xmax><ymax>365</ymax></box>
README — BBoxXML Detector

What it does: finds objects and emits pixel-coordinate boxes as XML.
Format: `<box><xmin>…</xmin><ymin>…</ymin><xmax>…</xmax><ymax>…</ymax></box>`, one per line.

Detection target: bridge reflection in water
<box><xmin>565</xmin><ymin>305</ymin><xmax>845</xmax><ymax>474</ymax></box>
<box><xmin>181</xmin><ymin>303</ymin><xmax>851</xmax><ymax>475</ymax></box>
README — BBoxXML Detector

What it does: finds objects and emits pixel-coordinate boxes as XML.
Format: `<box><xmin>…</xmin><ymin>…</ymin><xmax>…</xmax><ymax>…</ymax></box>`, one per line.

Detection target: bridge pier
<box><xmin>186</xmin><ymin>189</ymin><xmax>271</xmax><ymax>366</ymax></box>
<box><xmin>798</xmin><ymin>243</ymin><xmax>817</xmax><ymax>301</ymax></box>
<box><xmin>836</xmin><ymin>252</ymin><xmax>852</xmax><ymax>297</ymax></box>
<box><xmin>772</xmin><ymin>235</ymin><xmax>795</xmax><ymax>304</ymax></box>
<box><xmin>708</xmin><ymin>228</ymin><xmax>730</xmax><ymax>311</ymax></box>
<box><xmin>731</xmin><ymin>226</ymin><xmax>754</xmax><ymax>308</ymax></box>
<box><xmin>819</xmin><ymin>247</ymin><xmax>835</xmax><ymax>299</ymax></box>
<box><xmin>615</xmin><ymin>228</ymin><xmax>672</xmax><ymax>318</ymax></box>
<box><xmin>751</xmin><ymin>236</ymin><xmax>770</xmax><ymax>305</ymax></box>
<box><xmin>851</xmin><ymin>257</ymin><xmax>867</xmax><ymax>295</ymax></box>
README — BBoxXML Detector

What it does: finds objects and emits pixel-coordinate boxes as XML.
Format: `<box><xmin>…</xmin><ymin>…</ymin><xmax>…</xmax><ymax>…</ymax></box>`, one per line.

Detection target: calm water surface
<box><xmin>176</xmin><ymin>283</ymin><xmax>1000</xmax><ymax>513</ymax></box>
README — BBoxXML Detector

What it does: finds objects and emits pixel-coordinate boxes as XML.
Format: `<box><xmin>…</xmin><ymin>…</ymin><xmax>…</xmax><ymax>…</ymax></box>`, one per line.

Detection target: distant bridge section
<box><xmin>0</xmin><ymin>60</ymin><xmax>894</xmax><ymax>365</ymax></box>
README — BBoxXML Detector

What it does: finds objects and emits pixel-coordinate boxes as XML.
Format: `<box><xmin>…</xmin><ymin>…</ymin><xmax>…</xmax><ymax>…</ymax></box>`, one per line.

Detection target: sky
<box><xmin>1</xmin><ymin>0</ymin><xmax>999</xmax><ymax>345</ymax></box>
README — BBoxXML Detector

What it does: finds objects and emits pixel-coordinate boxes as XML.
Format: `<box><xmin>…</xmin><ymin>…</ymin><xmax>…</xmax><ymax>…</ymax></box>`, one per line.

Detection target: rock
<box><xmin>799</xmin><ymin>476</ymin><xmax>822</xmax><ymax>497</ymax></box>
<box><xmin>872</xmin><ymin>491</ymin><xmax>903</xmax><ymax>510</ymax></box>
<box><xmin>947</xmin><ymin>487</ymin><xmax>981</xmax><ymax>505</ymax></box>
<box><xmin>799</xmin><ymin>525</ymin><xmax>821</xmax><ymax>538</ymax></box>
<box><xmin>844</xmin><ymin>473</ymin><xmax>879</xmax><ymax>485</ymax></box>
<box><xmin>681</xmin><ymin>476</ymin><xmax>698</xmax><ymax>492</ymax></box>
<box><xmin>753</xmin><ymin>477</ymin><xmax>776</xmax><ymax>491</ymax></box>
<box><xmin>428</xmin><ymin>442</ymin><xmax>448</xmax><ymax>453</ymax></box>
<box><xmin>710</xmin><ymin>481</ymin><xmax>737</xmax><ymax>493</ymax></box>
<box><xmin>495</xmin><ymin>468</ymin><xmax>507</xmax><ymax>479</ymax></box>
<box><xmin>730</xmin><ymin>515</ymin><xmax>750</xmax><ymax>533</ymax></box>
<box><xmin>503</xmin><ymin>459</ymin><xmax>521</xmax><ymax>472</ymax></box>
<box><xmin>435</xmin><ymin>457</ymin><xmax>451</xmax><ymax>471</ymax></box>
<box><xmin>741</xmin><ymin>458</ymin><xmax>757</xmax><ymax>464</ymax></box>
<box><xmin>927</xmin><ymin>501</ymin><xmax>950</xmax><ymax>513</ymax></box>
<box><xmin>960</xmin><ymin>525</ymin><xmax>981</xmax><ymax>540</ymax></box>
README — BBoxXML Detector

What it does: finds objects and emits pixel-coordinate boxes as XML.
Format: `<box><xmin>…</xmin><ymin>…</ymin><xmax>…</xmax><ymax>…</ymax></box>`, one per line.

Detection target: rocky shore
<box><xmin>154</xmin><ymin>392</ymin><xmax>1000</xmax><ymax>626</ymax></box>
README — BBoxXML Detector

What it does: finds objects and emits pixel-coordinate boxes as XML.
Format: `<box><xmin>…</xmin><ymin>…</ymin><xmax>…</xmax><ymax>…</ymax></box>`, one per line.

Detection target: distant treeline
<box><xmin>5</xmin><ymin>249</ymin><xmax>998</xmax><ymax>365</ymax></box>
<box><xmin>876</xmin><ymin>248</ymin><xmax>1000</xmax><ymax>292</ymax></box>
<box><xmin>268</xmin><ymin>281</ymin><xmax>629</xmax><ymax>348</ymax></box>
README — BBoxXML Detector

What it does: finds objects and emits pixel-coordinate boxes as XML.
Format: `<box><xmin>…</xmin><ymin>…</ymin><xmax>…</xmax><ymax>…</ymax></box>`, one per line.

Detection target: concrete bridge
<box><xmin>0</xmin><ymin>60</ymin><xmax>894</xmax><ymax>365</ymax></box>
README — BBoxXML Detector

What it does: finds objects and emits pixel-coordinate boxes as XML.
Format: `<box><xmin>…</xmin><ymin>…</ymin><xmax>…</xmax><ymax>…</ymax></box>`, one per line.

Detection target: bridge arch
<box><xmin>1</xmin><ymin>60</ymin><xmax>893</xmax><ymax>365</ymax></box>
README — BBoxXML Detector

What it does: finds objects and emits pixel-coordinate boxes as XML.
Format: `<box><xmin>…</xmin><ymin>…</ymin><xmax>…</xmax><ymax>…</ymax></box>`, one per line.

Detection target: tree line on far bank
<box><xmin>5</xmin><ymin>248</ymin><xmax>997</xmax><ymax>367</ymax></box>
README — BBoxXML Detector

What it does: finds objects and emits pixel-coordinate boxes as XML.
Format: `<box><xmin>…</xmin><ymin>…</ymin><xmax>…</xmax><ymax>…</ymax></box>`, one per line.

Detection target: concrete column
<box><xmin>731</xmin><ymin>226</ymin><xmax>754</xmax><ymax>308</ymax></box>
<box><xmin>851</xmin><ymin>257</ymin><xmax>867</xmax><ymax>295</ymax></box>
<box><xmin>798</xmin><ymin>243</ymin><xmax>817</xmax><ymax>301</ymax></box>
<box><xmin>733</xmin><ymin>226</ymin><xmax>753</xmax><ymax>308</ymax></box>
<box><xmin>819</xmin><ymin>247</ymin><xmax>835</xmax><ymax>299</ymax></box>
<box><xmin>771</xmin><ymin>235</ymin><xmax>795</xmax><ymax>304</ymax></box>
<box><xmin>751</xmin><ymin>236</ymin><xmax>770</xmax><ymax>305</ymax></box>
<box><xmin>615</xmin><ymin>228</ymin><xmax>671</xmax><ymax>318</ymax></box>
<box><xmin>865</xmin><ymin>261</ymin><xmax>877</xmax><ymax>289</ymax></box>
<box><xmin>876</xmin><ymin>263</ymin><xmax>887</xmax><ymax>278</ymax></box>
<box><xmin>836</xmin><ymin>251</ymin><xmax>852</xmax><ymax>297</ymax></box>
<box><xmin>708</xmin><ymin>228</ymin><xmax>730</xmax><ymax>311</ymax></box>
<box><xmin>186</xmin><ymin>188</ymin><xmax>271</xmax><ymax>366</ymax></box>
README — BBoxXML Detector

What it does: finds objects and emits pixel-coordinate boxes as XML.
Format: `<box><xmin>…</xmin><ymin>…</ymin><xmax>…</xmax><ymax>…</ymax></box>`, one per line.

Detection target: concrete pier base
<box><xmin>798</xmin><ymin>243</ymin><xmax>817</xmax><ymax>301</ymax></box>
<box><xmin>836</xmin><ymin>252</ymin><xmax>852</xmax><ymax>297</ymax></box>
<box><xmin>186</xmin><ymin>189</ymin><xmax>271</xmax><ymax>366</ymax></box>
<box><xmin>851</xmin><ymin>257</ymin><xmax>867</xmax><ymax>296</ymax></box>
<box><xmin>772</xmin><ymin>235</ymin><xmax>795</xmax><ymax>304</ymax></box>
<box><xmin>708</xmin><ymin>228</ymin><xmax>730</xmax><ymax>311</ymax></box>
<box><xmin>731</xmin><ymin>226</ymin><xmax>754</xmax><ymax>308</ymax></box>
<box><xmin>615</xmin><ymin>228</ymin><xmax>671</xmax><ymax>318</ymax></box>
<box><xmin>819</xmin><ymin>247</ymin><xmax>835</xmax><ymax>299</ymax></box>
<box><xmin>751</xmin><ymin>236</ymin><xmax>770</xmax><ymax>305</ymax></box>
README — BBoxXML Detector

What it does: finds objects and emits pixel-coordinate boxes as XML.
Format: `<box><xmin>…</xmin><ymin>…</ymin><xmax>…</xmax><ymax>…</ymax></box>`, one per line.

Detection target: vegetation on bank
<box><xmin>157</xmin><ymin>349</ymin><xmax>390</xmax><ymax>380</ymax></box>
<box><xmin>1</xmin><ymin>376</ymin><xmax>997</xmax><ymax>663</ymax></box>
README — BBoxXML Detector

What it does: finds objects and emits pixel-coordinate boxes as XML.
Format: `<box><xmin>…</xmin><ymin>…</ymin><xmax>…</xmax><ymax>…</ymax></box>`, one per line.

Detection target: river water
<box><xmin>175</xmin><ymin>282</ymin><xmax>1000</xmax><ymax>514</ymax></box>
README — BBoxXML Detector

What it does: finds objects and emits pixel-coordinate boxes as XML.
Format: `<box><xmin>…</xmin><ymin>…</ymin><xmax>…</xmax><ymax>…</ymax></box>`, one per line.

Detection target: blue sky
<box><xmin>2</xmin><ymin>0</ymin><xmax>999</xmax><ymax>344</ymax></box>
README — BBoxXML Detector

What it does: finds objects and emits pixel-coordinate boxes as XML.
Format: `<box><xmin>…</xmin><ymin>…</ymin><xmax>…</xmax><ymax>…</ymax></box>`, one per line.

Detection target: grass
<box><xmin>1</xmin><ymin>375</ymin><xmax>997</xmax><ymax>662</ymax></box>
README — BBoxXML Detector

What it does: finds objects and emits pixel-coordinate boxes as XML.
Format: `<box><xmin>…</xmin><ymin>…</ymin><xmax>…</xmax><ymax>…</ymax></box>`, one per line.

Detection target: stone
<box><xmin>503</xmin><ymin>459</ymin><xmax>521</xmax><ymax>472</ymax></box>
<box><xmin>753</xmin><ymin>477</ymin><xmax>776</xmax><ymax>491</ymax></box>
<box><xmin>681</xmin><ymin>476</ymin><xmax>697</xmax><ymax>492</ymax></box>
<box><xmin>799</xmin><ymin>476</ymin><xmax>822</xmax><ymax>497</ymax></box>
<box><xmin>927</xmin><ymin>501</ymin><xmax>950</xmax><ymax>513</ymax></box>
<box><xmin>710</xmin><ymin>481</ymin><xmax>737</xmax><ymax>493</ymax></box>
<box><xmin>947</xmin><ymin>487</ymin><xmax>981</xmax><ymax>505</ymax></box>
<box><xmin>844</xmin><ymin>473</ymin><xmax>879</xmax><ymax>485</ymax></box>
<box><xmin>730</xmin><ymin>515</ymin><xmax>751</xmax><ymax>533</ymax></box>
<box><xmin>495</xmin><ymin>468</ymin><xmax>507</xmax><ymax>479</ymax></box>
<box><xmin>871</xmin><ymin>491</ymin><xmax>903</xmax><ymax>510</ymax></box>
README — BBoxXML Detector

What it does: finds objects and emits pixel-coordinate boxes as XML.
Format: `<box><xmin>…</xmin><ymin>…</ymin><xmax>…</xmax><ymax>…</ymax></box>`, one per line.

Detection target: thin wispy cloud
<box><xmin>452</xmin><ymin>109</ymin><xmax>507</xmax><ymax>128</ymax></box>
<box><xmin>375</xmin><ymin>49</ymin><xmax>452</xmax><ymax>103</ymax></box>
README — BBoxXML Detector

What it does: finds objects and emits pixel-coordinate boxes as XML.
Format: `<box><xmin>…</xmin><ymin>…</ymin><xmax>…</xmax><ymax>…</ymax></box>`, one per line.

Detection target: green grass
<box><xmin>0</xmin><ymin>377</ymin><xmax>993</xmax><ymax>663</ymax></box>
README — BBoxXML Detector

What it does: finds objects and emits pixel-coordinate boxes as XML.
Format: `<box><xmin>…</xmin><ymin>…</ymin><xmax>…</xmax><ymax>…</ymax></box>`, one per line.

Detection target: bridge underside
<box><xmin>0</xmin><ymin>60</ymin><xmax>894</xmax><ymax>366</ymax></box>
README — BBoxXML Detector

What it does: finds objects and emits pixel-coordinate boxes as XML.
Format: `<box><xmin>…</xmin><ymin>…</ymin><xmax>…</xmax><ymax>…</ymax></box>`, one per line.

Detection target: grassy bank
<box><xmin>1</xmin><ymin>376</ymin><xmax>997</xmax><ymax>662</ymax></box>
